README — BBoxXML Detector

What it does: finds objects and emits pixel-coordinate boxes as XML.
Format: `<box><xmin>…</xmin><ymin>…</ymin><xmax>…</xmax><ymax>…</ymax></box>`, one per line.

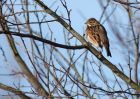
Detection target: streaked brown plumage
<box><xmin>85</xmin><ymin>18</ymin><xmax>112</xmax><ymax>57</ymax></box>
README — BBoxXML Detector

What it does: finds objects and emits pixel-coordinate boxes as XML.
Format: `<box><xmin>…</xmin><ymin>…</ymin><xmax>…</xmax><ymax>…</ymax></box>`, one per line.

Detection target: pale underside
<box><xmin>87</xmin><ymin>33</ymin><xmax>100</xmax><ymax>47</ymax></box>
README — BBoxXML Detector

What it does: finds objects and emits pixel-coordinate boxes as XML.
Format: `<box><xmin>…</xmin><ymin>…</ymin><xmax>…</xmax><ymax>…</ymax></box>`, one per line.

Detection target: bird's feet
<box><xmin>98</xmin><ymin>51</ymin><xmax>102</xmax><ymax>58</ymax></box>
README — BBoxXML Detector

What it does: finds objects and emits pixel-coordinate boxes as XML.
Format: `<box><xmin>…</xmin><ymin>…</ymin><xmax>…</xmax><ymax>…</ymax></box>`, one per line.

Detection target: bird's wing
<box><xmin>99</xmin><ymin>25</ymin><xmax>111</xmax><ymax>56</ymax></box>
<box><xmin>92</xmin><ymin>26</ymin><xmax>102</xmax><ymax>48</ymax></box>
<box><xmin>98</xmin><ymin>25</ymin><xmax>109</xmax><ymax>44</ymax></box>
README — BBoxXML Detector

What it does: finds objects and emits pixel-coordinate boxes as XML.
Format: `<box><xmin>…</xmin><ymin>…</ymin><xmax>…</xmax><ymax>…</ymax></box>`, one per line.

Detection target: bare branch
<box><xmin>34</xmin><ymin>0</ymin><xmax>140</xmax><ymax>93</ymax></box>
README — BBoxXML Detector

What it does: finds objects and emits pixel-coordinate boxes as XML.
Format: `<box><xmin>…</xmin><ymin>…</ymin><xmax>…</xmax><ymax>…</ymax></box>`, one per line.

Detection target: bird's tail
<box><xmin>105</xmin><ymin>47</ymin><xmax>112</xmax><ymax>57</ymax></box>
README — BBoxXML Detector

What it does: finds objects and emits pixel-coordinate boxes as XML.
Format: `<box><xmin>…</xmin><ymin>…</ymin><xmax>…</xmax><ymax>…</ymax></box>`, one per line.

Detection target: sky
<box><xmin>0</xmin><ymin>0</ymin><xmax>140</xmax><ymax>98</ymax></box>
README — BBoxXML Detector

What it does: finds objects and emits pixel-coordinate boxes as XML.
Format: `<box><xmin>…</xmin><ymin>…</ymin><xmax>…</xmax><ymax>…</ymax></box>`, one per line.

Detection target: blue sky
<box><xmin>0</xmin><ymin>0</ymin><xmax>140</xmax><ymax>98</ymax></box>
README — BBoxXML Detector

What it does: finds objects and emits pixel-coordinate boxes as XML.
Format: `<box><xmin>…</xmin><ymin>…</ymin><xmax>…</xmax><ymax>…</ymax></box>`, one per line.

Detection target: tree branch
<box><xmin>0</xmin><ymin>31</ymin><xmax>85</xmax><ymax>49</ymax></box>
<box><xmin>0</xmin><ymin>82</ymin><xmax>31</xmax><ymax>99</ymax></box>
<box><xmin>0</xmin><ymin>1</ymin><xmax>51</xmax><ymax>97</ymax></box>
<box><xmin>34</xmin><ymin>0</ymin><xmax>140</xmax><ymax>93</ymax></box>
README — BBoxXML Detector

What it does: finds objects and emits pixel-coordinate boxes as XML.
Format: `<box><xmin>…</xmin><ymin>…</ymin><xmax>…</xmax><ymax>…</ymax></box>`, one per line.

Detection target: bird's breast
<box><xmin>87</xmin><ymin>34</ymin><xmax>99</xmax><ymax>47</ymax></box>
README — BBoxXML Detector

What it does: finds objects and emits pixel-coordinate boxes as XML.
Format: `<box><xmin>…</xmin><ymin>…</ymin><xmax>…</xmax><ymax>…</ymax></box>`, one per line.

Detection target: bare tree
<box><xmin>0</xmin><ymin>0</ymin><xmax>139</xmax><ymax>98</ymax></box>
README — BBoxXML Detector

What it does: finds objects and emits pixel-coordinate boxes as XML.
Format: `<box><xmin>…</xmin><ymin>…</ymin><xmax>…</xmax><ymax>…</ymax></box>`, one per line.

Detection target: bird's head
<box><xmin>85</xmin><ymin>18</ymin><xmax>99</xmax><ymax>27</ymax></box>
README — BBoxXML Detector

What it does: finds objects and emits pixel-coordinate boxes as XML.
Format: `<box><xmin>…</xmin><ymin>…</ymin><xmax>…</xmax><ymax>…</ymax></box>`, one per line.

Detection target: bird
<box><xmin>85</xmin><ymin>18</ymin><xmax>112</xmax><ymax>57</ymax></box>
